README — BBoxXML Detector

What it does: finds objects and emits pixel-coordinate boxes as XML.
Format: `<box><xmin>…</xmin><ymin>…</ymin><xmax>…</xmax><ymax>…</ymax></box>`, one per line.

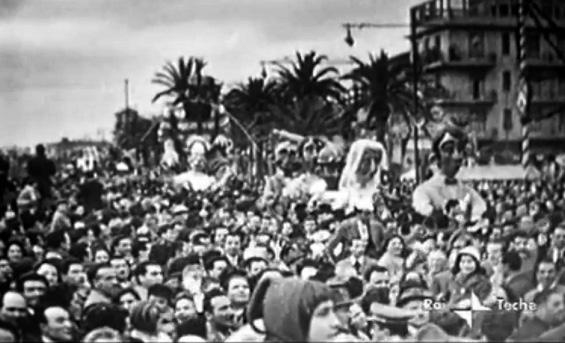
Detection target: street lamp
<box><xmin>342</xmin><ymin>22</ymin><xmax>408</xmax><ymax>48</ymax></box>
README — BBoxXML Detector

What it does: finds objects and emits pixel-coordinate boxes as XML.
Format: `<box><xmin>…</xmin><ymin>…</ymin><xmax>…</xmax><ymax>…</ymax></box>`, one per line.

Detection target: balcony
<box><xmin>531</xmin><ymin>94</ymin><xmax>565</xmax><ymax>106</ymax></box>
<box><xmin>411</xmin><ymin>0</ymin><xmax>565</xmax><ymax>37</ymax></box>
<box><xmin>432</xmin><ymin>89</ymin><xmax>498</xmax><ymax>107</ymax></box>
<box><xmin>525</xmin><ymin>52</ymin><xmax>565</xmax><ymax>76</ymax></box>
<box><xmin>421</xmin><ymin>47</ymin><xmax>496</xmax><ymax>73</ymax></box>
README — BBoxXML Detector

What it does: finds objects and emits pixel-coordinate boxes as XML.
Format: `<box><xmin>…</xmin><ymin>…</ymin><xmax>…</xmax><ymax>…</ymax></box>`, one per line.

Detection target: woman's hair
<box><xmin>450</xmin><ymin>252</ymin><xmax>486</xmax><ymax>276</ymax></box>
<box><xmin>130</xmin><ymin>301</ymin><xmax>161</xmax><ymax>335</ymax></box>
<box><xmin>35</xmin><ymin>258</ymin><xmax>62</xmax><ymax>280</ymax></box>
<box><xmin>6</xmin><ymin>239</ymin><xmax>26</xmax><ymax>257</ymax></box>
<box><xmin>113</xmin><ymin>287</ymin><xmax>141</xmax><ymax>305</ymax></box>
<box><xmin>82</xmin><ymin>326</ymin><xmax>121</xmax><ymax>343</ymax></box>
<box><xmin>380</xmin><ymin>235</ymin><xmax>406</xmax><ymax>257</ymax></box>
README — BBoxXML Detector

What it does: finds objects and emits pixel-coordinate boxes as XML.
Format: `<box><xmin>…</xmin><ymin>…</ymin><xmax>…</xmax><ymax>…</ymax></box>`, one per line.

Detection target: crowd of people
<box><xmin>0</xmin><ymin>127</ymin><xmax>565</xmax><ymax>342</ymax></box>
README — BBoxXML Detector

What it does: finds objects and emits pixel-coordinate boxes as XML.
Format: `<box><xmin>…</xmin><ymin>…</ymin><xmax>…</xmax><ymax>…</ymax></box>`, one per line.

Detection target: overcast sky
<box><xmin>0</xmin><ymin>0</ymin><xmax>421</xmax><ymax>147</ymax></box>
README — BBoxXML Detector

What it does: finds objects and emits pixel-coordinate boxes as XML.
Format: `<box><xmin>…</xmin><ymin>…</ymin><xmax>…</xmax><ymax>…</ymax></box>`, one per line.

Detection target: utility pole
<box><xmin>125</xmin><ymin>79</ymin><xmax>130</xmax><ymax>110</ymax></box>
<box><xmin>410</xmin><ymin>8</ymin><xmax>421</xmax><ymax>184</ymax></box>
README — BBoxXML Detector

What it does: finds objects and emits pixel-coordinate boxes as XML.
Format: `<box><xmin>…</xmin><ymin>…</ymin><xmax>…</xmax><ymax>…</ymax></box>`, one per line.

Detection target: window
<box><xmin>503</xmin><ymin>109</ymin><xmax>513</xmax><ymax>132</ymax></box>
<box><xmin>472</xmin><ymin>79</ymin><xmax>481</xmax><ymax>99</ymax></box>
<box><xmin>526</xmin><ymin>33</ymin><xmax>540</xmax><ymax>58</ymax></box>
<box><xmin>471</xmin><ymin>111</ymin><xmax>487</xmax><ymax>133</ymax></box>
<box><xmin>560</xmin><ymin>114</ymin><xmax>565</xmax><ymax>132</ymax></box>
<box><xmin>435</xmin><ymin>35</ymin><xmax>441</xmax><ymax>52</ymax></box>
<box><xmin>502</xmin><ymin>33</ymin><xmax>510</xmax><ymax>56</ymax></box>
<box><xmin>503</xmin><ymin>71</ymin><xmax>511</xmax><ymax>92</ymax></box>
<box><xmin>559</xmin><ymin>78</ymin><xmax>565</xmax><ymax>96</ymax></box>
<box><xmin>499</xmin><ymin>4</ymin><xmax>509</xmax><ymax>17</ymax></box>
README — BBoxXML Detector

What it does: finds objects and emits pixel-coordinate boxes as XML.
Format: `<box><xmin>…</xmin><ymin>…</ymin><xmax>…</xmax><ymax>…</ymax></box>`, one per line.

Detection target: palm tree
<box><xmin>275</xmin><ymin>51</ymin><xmax>345</xmax><ymax>104</ymax></box>
<box><xmin>267</xmin><ymin>97</ymin><xmax>346</xmax><ymax>137</ymax></box>
<box><xmin>344</xmin><ymin>50</ymin><xmax>445</xmax><ymax>143</ymax></box>
<box><xmin>152</xmin><ymin>57</ymin><xmax>221</xmax><ymax>135</ymax></box>
<box><xmin>224</xmin><ymin>77</ymin><xmax>279</xmax><ymax>134</ymax></box>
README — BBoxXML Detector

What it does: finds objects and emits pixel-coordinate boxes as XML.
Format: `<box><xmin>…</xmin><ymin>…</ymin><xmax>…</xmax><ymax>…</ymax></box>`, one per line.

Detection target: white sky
<box><xmin>0</xmin><ymin>0</ymin><xmax>422</xmax><ymax>147</ymax></box>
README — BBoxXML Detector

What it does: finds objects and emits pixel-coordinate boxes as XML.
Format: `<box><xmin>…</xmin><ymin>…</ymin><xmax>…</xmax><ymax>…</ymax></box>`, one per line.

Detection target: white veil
<box><xmin>334</xmin><ymin>139</ymin><xmax>388</xmax><ymax>212</ymax></box>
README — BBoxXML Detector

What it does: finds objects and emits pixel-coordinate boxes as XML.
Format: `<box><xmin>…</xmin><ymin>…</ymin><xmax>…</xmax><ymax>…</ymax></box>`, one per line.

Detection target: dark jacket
<box><xmin>326</xmin><ymin>216</ymin><xmax>384</xmax><ymax>262</ymax></box>
<box><xmin>447</xmin><ymin>272</ymin><xmax>492</xmax><ymax>306</ymax></box>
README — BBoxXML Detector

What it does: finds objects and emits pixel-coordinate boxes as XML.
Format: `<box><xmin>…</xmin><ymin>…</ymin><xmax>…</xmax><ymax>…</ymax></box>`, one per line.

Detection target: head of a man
<box><xmin>246</xmin><ymin>258</ymin><xmax>268</xmax><ymax>278</ymax></box>
<box><xmin>206</xmin><ymin>257</ymin><xmax>229</xmax><ymax>280</ymax></box>
<box><xmin>224</xmin><ymin>233</ymin><xmax>241</xmax><ymax>257</ymax></box>
<box><xmin>113</xmin><ymin>236</ymin><xmax>133</xmax><ymax>257</ymax></box>
<box><xmin>551</xmin><ymin>226</ymin><xmax>565</xmax><ymax>250</ymax></box>
<box><xmin>486</xmin><ymin>240</ymin><xmax>504</xmax><ymax>265</ymax></box>
<box><xmin>534</xmin><ymin>290</ymin><xmax>565</xmax><ymax>326</ymax></box>
<box><xmin>0</xmin><ymin>291</ymin><xmax>27</xmax><ymax>326</ymax></box>
<box><xmin>350</xmin><ymin>238</ymin><xmax>367</xmax><ymax>259</ymax></box>
<box><xmin>510</xmin><ymin>231</ymin><xmax>530</xmax><ymax>259</ymax></box>
<box><xmin>136</xmin><ymin>262</ymin><xmax>163</xmax><ymax>289</ymax></box>
<box><xmin>91</xmin><ymin>264</ymin><xmax>120</xmax><ymax>298</ymax></box>
<box><xmin>63</xmin><ymin>259</ymin><xmax>84</xmax><ymax>286</ymax></box>
<box><xmin>110</xmin><ymin>257</ymin><xmax>130</xmax><ymax>282</ymax></box>
<box><xmin>39</xmin><ymin>306</ymin><xmax>73</xmax><ymax>342</ymax></box>
<box><xmin>204</xmin><ymin>288</ymin><xmax>234</xmax><ymax>330</ymax></box>
<box><xmin>536</xmin><ymin>260</ymin><xmax>558</xmax><ymax>289</ymax></box>
<box><xmin>223</xmin><ymin>270</ymin><xmax>250</xmax><ymax>308</ymax></box>
<box><xmin>18</xmin><ymin>273</ymin><xmax>48</xmax><ymax>308</ymax></box>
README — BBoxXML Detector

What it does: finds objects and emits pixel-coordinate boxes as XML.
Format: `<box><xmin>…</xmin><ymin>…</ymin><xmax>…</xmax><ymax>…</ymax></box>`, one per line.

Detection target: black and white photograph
<box><xmin>1</xmin><ymin>0</ymin><xmax>565</xmax><ymax>341</ymax></box>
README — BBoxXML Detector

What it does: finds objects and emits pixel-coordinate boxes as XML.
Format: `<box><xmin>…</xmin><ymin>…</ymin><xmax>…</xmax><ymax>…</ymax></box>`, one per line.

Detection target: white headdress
<box><xmin>338</xmin><ymin>139</ymin><xmax>388</xmax><ymax>191</ymax></box>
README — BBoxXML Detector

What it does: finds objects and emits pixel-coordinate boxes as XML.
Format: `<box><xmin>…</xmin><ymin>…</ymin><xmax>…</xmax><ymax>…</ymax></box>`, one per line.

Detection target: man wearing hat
<box><xmin>326</xmin><ymin>209</ymin><xmax>384</xmax><ymax>263</ymax></box>
<box><xmin>413</xmin><ymin>127</ymin><xmax>486</xmax><ymax>228</ymax></box>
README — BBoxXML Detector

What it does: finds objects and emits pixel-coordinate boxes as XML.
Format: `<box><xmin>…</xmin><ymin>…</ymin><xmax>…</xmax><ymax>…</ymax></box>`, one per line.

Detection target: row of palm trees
<box><xmin>151</xmin><ymin>50</ymin><xmax>446</xmax><ymax>149</ymax></box>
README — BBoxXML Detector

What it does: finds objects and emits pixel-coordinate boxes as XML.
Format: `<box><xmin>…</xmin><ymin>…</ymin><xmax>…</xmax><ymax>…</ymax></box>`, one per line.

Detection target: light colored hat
<box><xmin>171</xmin><ymin>204</ymin><xmax>189</xmax><ymax>215</ymax></box>
<box><xmin>457</xmin><ymin>246</ymin><xmax>481</xmax><ymax>263</ymax></box>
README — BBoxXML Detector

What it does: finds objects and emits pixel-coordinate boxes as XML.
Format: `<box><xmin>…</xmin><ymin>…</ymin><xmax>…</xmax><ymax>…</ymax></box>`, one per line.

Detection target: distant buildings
<box><xmin>410</xmin><ymin>0</ymin><xmax>565</xmax><ymax>155</ymax></box>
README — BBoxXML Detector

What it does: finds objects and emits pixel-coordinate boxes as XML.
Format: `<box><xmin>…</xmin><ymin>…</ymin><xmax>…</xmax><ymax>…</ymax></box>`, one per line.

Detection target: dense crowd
<box><xmin>0</xmin><ymin>130</ymin><xmax>565</xmax><ymax>342</ymax></box>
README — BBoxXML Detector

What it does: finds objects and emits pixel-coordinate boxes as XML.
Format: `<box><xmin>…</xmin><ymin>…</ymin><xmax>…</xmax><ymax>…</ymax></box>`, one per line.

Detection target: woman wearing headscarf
<box><xmin>447</xmin><ymin>246</ymin><xmax>492</xmax><ymax>308</ymax></box>
<box><xmin>245</xmin><ymin>277</ymin><xmax>346</xmax><ymax>342</ymax></box>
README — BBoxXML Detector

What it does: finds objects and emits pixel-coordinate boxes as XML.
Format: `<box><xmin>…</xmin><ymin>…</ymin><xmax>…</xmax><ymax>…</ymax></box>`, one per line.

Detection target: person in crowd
<box><xmin>18</xmin><ymin>273</ymin><xmax>48</xmax><ymax>310</ymax></box>
<box><xmin>129</xmin><ymin>300</ymin><xmax>172</xmax><ymax>342</ymax></box>
<box><xmin>510</xmin><ymin>289</ymin><xmax>565</xmax><ymax>340</ymax></box>
<box><xmin>114</xmin><ymin>288</ymin><xmax>141</xmax><ymax>314</ymax></box>
<box><xmin>0</xmin><ymin>135</ymin><xmax>563</xmax><ymax>342</ymax></box>
<box><xmin>523</xmin><ymin>259</ymin><xmax>565</xmax><ymax>303</ymax></box>
<box><xmin>326</xmin><ymin>209</ymin><xmax>383</xmax><ymax>263</ymax></box>
<box><xmin>84</xmin><ymin>263</ymin><xmax>120</xmax><ymax>308</ymax></box>
<box><xmin>133</xmin><ymin>261</ymin><xmax>163</xmax><ymax>301</ymax></box>
<box><xmin>38</xmin><ymin>305</ymin><xmax>74</xmax><ymax>343</ymax></box>
<box><xmin>203</xmin><ymin>288</ymin><xmax>235</xmax><ymax>342</ymax></box>
<box><xmin>335</xmin><ymin>237</ymin><xmax>378</xmax><ymax>279</ymax></box>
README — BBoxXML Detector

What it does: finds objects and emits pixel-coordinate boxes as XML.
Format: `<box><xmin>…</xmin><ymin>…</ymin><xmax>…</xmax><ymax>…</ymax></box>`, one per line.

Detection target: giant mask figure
<box><xmin>186</xmin><ymin>136</ymin><xmax>210</xmax><ymax>173</ymax></box>
<box><xmin>412</xmin><ymin>127</ymin><xmax>486</xmax><ymax>225</ymax></box>
<box><xmin>161</xmin><ymin>138</ymin><xmax>179</xmax><ymax>169</ymax></box>
<box><xmin>173</xmin><ymin>135</ymin><xmax>215</xmax><ymax>191</ymax></box>
<box><xmin>274</xmin><ymin>141</ymin><xmax>299</xmax><ymax>177</ymax></box>
<box><xmin>334</xmin><ymin>139</ymin><xmax>388</xmax><ymax>212</ymax></box>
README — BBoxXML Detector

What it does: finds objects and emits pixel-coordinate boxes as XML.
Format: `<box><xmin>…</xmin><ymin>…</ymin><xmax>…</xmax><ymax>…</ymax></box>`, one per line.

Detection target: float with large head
<box><xmin>431</xmin><ymin>126</ymin><xmax>468</xmax><ymax>179</ymax></box>
<box><xmin>185</xmin><ymin>135</ymin><xmax>210</xmax><ymax>172</ymax></box>
<box><xmin>339</xmin><ymin>139</ymin><xmax>388</xmax><ymax>191</ymax></box>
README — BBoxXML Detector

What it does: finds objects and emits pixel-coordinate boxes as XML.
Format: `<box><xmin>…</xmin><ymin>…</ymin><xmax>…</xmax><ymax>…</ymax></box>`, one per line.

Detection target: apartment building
<box><xmin>411</xmin><ymin>0</ymin><xmax>565</xmax><ymax>154</ymax></box>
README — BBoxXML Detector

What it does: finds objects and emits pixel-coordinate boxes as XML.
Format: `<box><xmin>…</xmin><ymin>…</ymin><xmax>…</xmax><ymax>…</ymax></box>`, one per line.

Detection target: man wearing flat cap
<box><xmin>413</xmin><ymin>126</ymin><xmax>486</xmax><ymax>228</ymax></box>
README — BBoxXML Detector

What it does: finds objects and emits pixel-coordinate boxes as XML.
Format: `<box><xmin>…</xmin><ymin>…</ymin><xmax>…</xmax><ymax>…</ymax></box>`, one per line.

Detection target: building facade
<box><xmin>411</xmin><ymin>0</ymin><xmax>565</xmax><ymax>155</ymax></box>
